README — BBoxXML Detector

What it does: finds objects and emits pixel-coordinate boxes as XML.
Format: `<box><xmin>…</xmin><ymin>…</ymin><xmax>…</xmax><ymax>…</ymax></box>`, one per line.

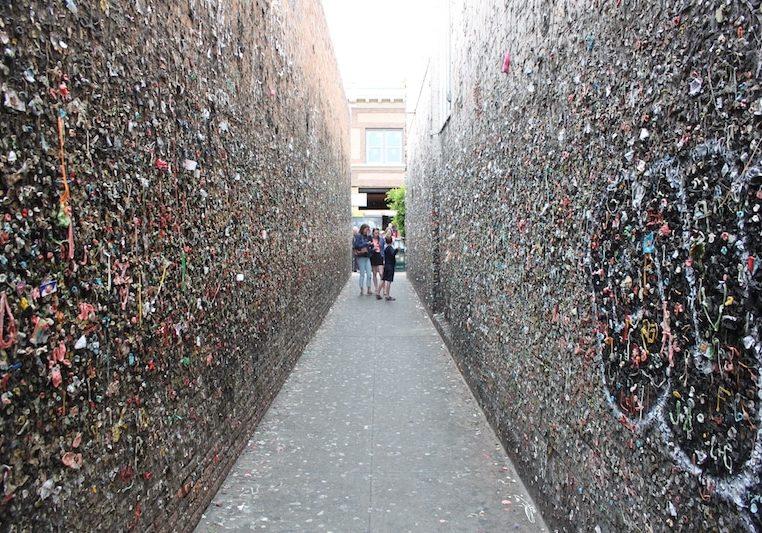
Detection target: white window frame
<box><xmin>365</xmin><ymin>129</ymin><xmax>403</xmax><ymax>165</ymax></box>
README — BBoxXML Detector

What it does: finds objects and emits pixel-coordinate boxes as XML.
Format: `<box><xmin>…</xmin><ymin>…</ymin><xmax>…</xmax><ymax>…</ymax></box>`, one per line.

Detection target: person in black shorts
<box><xmin>370</xmin><ymin>227</ymin><xmax>385</xmax><ymax>294</ymax></box>
<box><xmin>378</xmin><ymin>234</ymin><xmax>397</xmax><ymax>301</ymax></box>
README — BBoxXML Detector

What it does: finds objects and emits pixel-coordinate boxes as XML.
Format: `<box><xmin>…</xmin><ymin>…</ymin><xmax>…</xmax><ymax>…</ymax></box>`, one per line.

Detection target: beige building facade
<box><xmin>349</xmin><ymin>88</ymin><xmax>405</xmax><ymax>229</ymax></box>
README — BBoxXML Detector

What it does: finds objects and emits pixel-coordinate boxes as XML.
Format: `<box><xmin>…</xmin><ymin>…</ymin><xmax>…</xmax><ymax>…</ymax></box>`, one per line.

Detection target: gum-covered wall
<box><xmin>0</xmin><ymin>1</ymin><xmax>349</xmax><ymax>531</ymax></box>
<box><xmin>407</xmin><ymin>1</ymin><xmax>761</xmax><ymax>530</ymax></box>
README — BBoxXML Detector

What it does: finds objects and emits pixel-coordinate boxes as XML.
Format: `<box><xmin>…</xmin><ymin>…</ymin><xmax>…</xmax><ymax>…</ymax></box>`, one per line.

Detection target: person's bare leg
<box><xmin>372</xmin><ymin>266</ymin><xmax>379</xmax><ymax>293</ymax></box>
<box><xmin>385</xmin><ymin>281</ymin><xmax>395</xmax><ymax>300</ymax></box>
<box><xmin>375</xmin><ymin>271</ymin><xmax>383</xmax><ymax>299</ymax></box>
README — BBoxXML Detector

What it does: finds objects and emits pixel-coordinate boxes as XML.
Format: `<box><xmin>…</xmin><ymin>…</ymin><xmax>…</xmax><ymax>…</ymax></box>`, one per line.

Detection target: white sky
<box><xmin>320</xmin><ymin>0</ymin><xmax>435</xmax><ymax>92</ymax></box>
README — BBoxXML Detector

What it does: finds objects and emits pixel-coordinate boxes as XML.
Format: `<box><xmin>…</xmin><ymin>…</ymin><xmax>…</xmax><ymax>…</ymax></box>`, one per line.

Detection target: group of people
<box><xmin>352</xmin><ymin>224</ymin><xmax>397</xmax><ymax>300</ymax></box>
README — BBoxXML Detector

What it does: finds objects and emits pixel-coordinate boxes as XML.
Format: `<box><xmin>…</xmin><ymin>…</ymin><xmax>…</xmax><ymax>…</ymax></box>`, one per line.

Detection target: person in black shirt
<box><xmin>370</xmin><ymin>227</ymin><xmax>385</xmax><ymax>294</ymax></box>
<box><xmin>377</xmin><ymin>234</ymin><xmax>397</xmax><ymax>301</ymax></box>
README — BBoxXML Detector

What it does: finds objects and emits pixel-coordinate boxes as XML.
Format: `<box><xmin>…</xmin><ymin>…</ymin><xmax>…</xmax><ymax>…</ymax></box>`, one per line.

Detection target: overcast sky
<box><xmin>320</xmin><ymin>0</ymin><xmax>435</xmax><ymax>92</ymax></box>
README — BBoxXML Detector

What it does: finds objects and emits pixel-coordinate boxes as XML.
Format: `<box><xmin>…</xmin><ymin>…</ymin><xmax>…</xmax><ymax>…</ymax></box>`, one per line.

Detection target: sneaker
<box><xmin>385</xmin><ymin>296</ymin><xmax>396</xmax><ymax>301</ymax></box>
<box><xmin>376</xmin><ymin>294</ymin><xmax>382</xmax><ymax>300</ymax></box>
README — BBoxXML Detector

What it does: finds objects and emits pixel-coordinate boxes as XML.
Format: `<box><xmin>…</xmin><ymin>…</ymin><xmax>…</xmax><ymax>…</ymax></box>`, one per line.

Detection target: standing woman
<box><xmin>353</xmin><ymin>224</ymin><xmax>373</xmax><ymax>295</ymax></box>
<box><xmin>379</xmin><ymin>234</ymin><xmax>398</xmax><ymax>301</ymax></box>
<box><xmin>370</xmin><ymin>228</ymin><xmax>385</xmax><ymax>295</ymax></box>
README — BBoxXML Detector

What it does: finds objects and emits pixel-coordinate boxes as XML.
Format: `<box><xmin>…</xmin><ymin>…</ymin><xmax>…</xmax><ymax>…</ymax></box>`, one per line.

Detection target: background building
<box><xmin>349</xmin><ymin>87</ymin><xmax>405</xmax><ymax>230</ymax></box>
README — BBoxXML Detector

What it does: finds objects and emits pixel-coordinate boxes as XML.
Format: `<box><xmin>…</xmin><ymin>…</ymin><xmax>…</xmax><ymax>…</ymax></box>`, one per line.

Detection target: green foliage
<box><xmin>385</xmin><ymin>185</ymin><xmax>406</xmax><ymax>237</ymax></box>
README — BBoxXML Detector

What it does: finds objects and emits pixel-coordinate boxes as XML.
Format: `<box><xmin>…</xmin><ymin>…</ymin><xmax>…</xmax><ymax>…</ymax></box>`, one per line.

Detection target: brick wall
<box><xmin>0</xmin><ymin>1</ymin><xmax>349</xmax><ymax>531</ymax></box>
<box><xmin>407</xmin><ymin>1</ymin><xmax>761</xmax><ymax>530</ymax></box>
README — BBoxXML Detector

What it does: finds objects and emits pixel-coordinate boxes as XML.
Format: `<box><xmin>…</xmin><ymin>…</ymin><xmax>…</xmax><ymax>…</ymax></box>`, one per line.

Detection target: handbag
<box><xmin>353</xmin><ymin>235</ymin><xmax>371</xmax><ymax>257</ymax></box>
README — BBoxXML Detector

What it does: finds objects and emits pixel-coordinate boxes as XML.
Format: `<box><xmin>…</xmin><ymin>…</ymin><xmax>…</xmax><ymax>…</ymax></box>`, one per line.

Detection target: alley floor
<box><xmin>195</xmin><ymin>274</ymin><xmax>547</xmax><ymax>532</ymax></box>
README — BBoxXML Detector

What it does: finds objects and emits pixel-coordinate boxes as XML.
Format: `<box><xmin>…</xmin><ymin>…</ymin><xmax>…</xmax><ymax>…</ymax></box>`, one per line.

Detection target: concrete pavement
<box><xmin>195</xmin><ymin>273</ymin><xmax>547</xmax><ymax>532</ymax></box>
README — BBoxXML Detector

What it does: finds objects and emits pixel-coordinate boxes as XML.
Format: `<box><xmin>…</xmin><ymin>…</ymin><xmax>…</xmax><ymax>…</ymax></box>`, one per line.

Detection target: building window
<box><xmin>366</xmin><ymin>129</ymin><xmax>403</xmax><ymax>164</ymax></box>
